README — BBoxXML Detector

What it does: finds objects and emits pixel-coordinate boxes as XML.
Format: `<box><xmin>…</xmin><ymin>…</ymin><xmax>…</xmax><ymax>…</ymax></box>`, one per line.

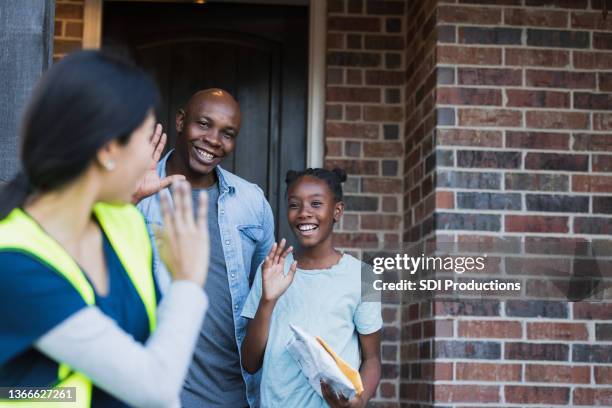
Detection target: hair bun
<box><xmin>285</xmin><ymin>170</ymin><xmax>300</xmax><ymax>185</ymax></box>
<box><xmin>331</xmin><ymin>168</ymin><xmax>347</xmax><ymax>183</ymax></box>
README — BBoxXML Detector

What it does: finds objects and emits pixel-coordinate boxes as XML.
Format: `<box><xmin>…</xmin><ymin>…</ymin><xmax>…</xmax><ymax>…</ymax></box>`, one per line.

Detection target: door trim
<box><xmin>83</xmin><ymin>0</ymin><xmax>326</xmax><ymax>167</ymax></box>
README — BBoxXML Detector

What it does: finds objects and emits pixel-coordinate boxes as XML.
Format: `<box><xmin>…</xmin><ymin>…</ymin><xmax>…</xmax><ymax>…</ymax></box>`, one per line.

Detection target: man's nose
<box><xmin>203</xmin><ymin>129</ymin><xmax>222</xmax><ymax>147</ymax></box>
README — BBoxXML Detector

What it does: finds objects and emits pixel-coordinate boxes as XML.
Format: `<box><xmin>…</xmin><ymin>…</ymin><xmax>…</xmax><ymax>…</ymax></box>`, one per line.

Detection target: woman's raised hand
<box><xmin>131</xmin><ymin>123</ymin><xmax>186</xmax><ymax>204</ymax></box>
<box><xmin>157</xmin><ymin>180</ymin><xmax>209</xmax><ymax>287</ymax></box>
<box><xmin>261</xmin><ymin>239</ymin><xmax>297</xmax><ymax>302</ymax></box>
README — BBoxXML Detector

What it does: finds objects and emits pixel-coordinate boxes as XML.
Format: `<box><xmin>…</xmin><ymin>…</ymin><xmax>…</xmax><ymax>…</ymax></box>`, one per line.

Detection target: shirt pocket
<box><xmin>238</xmin><ymin>224</ymin><xmax>264</xmax><ymax>243</ymax></box>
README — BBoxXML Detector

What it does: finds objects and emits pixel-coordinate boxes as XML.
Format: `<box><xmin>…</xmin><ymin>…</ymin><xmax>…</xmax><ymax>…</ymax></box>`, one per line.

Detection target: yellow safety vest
<box><xmin>0</xmin><ymin>203</ymin><xmax>157</xmax><ymax>408</ymax></box>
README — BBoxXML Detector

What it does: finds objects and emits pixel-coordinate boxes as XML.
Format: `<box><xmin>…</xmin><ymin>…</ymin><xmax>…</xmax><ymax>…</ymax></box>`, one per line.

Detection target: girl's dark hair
<box><xmin>0</xmin><ymin>50</ymin><xmax>160</xmax><ymax>219</ymax></box>
<box><xmin>285</xmin><ymin>167</ymin><xmax>348</xmax><ymax>202</ymax></box>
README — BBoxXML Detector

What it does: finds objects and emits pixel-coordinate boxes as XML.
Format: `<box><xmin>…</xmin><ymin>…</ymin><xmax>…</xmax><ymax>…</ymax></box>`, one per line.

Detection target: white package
<box><xmin>285</xmin><ymin>323</ymin><xmax>356</xmax><ymax>400</ymax></box>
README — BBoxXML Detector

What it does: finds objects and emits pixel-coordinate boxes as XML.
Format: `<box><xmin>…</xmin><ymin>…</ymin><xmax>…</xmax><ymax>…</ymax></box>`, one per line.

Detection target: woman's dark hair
<box><xmin>0</xmin><ymin>50</ymin><xmax>160</xmax><ymax>219</ymax></box>
<box><xmin>285</xmin><ymin>168</ymin><xmax>348</xmax><ymax>202</ymax></box>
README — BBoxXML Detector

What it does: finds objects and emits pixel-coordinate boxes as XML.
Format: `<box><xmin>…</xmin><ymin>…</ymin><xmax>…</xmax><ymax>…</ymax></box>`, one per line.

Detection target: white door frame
<box><xmin>82</xmin><ymin>0</ymin><xmax>326</xmax><ymax>168</ymax></box>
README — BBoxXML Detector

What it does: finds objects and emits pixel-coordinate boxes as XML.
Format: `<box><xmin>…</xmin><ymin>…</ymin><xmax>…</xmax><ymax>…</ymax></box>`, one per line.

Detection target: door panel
<box><xmin>103</xmin><ymin>2</ymin><xmax>307</xmax><ymax>242</ymax></box>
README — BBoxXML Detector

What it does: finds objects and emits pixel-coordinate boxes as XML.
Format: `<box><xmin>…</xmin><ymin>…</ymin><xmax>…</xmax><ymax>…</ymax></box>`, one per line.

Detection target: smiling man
<box><xmin>137</xmin><ymin>89</ymin><xmax>274</xmax><ymax>407</ymax></box>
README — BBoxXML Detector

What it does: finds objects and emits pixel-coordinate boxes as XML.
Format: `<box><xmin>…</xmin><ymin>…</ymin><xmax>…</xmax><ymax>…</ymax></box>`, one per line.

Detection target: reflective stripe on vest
<box><xmin>0</xmin><ymin>203</ymin><xmax>157</xmax><ymax>407</ymax></box>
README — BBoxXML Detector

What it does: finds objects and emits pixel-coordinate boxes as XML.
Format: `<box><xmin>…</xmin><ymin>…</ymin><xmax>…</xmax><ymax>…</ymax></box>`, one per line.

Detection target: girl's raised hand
<box><xmin>261</xmin><ymin>239</ymin><xmax>297</xmax><ymax>301</ymax></box>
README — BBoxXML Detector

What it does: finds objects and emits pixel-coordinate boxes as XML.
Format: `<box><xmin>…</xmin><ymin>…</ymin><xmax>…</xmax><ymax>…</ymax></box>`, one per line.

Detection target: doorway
<box><xmin>102</xmin><ymin>1</ymin><xmax>308</xmax><ymax>240</ymax></box>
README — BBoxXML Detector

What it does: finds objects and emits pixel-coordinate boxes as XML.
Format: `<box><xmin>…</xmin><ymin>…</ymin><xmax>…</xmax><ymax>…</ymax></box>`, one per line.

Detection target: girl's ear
<box><xmin>333</xmin><ymin>201</ymin><xmax>345</xmax><ymax>223</ymax></box>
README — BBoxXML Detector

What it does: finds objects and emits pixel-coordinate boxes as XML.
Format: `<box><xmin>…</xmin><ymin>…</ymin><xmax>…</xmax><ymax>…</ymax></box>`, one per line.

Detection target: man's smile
<box><xmin>193</xmin><ymin>145</ymin><xmax>218</xmax><ymax>165</ymax></box>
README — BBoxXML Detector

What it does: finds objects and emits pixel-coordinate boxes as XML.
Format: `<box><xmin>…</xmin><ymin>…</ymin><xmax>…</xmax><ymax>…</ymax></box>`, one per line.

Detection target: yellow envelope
<box><xmin>316</xmin><ymin>337</ymin><xmax>364</xmax><ymax>396</ymax></box>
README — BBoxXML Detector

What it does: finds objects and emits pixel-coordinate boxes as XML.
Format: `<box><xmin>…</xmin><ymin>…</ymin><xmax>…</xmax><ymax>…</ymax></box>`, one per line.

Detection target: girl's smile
<box><xmin>287</xmin><ymin>176</ymin><xmax>343</xmax><ymax>248</ymax></box>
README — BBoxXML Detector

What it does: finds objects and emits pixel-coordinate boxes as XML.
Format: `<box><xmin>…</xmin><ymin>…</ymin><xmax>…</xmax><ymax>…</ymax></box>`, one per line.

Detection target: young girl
<box><xmin>241</xmin><ymin>168</ymin><xmax>382</xmax><ymax>408</ymax></box>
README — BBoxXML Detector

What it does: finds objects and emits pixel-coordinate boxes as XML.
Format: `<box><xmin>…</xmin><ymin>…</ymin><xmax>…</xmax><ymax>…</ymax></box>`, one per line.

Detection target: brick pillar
<box><xmin>421</xmin><ymin>0</ymin><xmax>612</xmax><ymax>407</ymax></box>
<box><xmin>324</xmin><ymin>1</ymin><xmax>407</xmax><ymax>405</ymax></box>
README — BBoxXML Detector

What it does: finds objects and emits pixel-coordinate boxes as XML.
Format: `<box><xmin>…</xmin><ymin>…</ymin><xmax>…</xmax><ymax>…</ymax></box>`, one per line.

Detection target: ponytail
<box><xmin>0</xmin><ymin>171</ymin><xmax>32</xmax><ymax>219</ymax></box>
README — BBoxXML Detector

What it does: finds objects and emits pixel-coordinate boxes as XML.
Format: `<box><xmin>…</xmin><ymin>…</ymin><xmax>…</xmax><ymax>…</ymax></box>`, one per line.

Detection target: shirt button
<box><xmin>231</xmin><ymin>273</ymin><xmax>235</xmax><ymax>278</ymax></box>
<box><xmin>225</xmin><ymin>240</ymin><xmax>230</xmax><ymax>245</ymax></box>
<box><xmin>220</xmin><ymin>209</ymin><xmax>225</xmax><ymax>215</ymax></box>
<box><xmin>234</xmin><ymin>305</ymin><xmax>239</xmax><ymax>310</ymax></box>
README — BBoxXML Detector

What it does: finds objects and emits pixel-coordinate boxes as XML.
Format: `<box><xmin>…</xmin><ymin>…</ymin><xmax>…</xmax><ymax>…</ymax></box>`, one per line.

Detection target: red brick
<box><xmin>574</xmin><ymin>51</ymin><xmax>612</xmax><ymax>69</ymax></box>
<box><xmin>459</xmin><ymin>320</ymin><xmax>522</xmax><ymax>338</ymax></box>
<box><xmin>504</xmin><ymin>8</ymin><xmax>568</xmax><ymax>27</ymax></box>
<box><xmin>332</xmin><ymin>232</ymin><xmax>379</xmax><ymax>248</ymax></box>
<box><xmin>527</xmin><ymin>322</ymin><xmax>588</xmax><ymax>341</ymax></box>
<box><xmin>594</xmin><ymin>32</ymin><xmax>612</xmax><ymax>50</ymax></box>
<box><xmin>458</xmin><ymin>67</ymin><xmax>522</xmax><ymax>86</ymax></box>
<box><xmin>366</xmin><ymin>0</ymin><xmax>405</xmax><ymax>15</ymax></box>
<box><xmin>600</xmin><ymin>73</ymin><xmax>612</xmax><ymax>92</ymax></box>
<box><xmin>327</xmin><ymin>33</ymin><xmax>344</xmax><ymax>50</ymax></box>
<box><xmin>526</xmin><ymin>364</ymin><xmax>590</xmax><ymax>384</ymax></box>
<box><xmin>458</xmin><ymin>108</ymin><xmax>522</xmax><ymax>127</ymax></box>
<box><xmin>326</xmin><ymin>103</ymin><xmax>342</xmax><ymax>120</ymax></box>
<box><xmin>346</xmin><ymin>69</ymin><xmax>362</xmax><ymax>85</ymax></box>
<box><xmin>326</xmin><ymin>140</ymin><xmax>342</xmax><ymax>157</ymax></box>
<box><xmin>438</xmin><ymin>5</ymin><xmax>501</xmax><ymax>24</ymax></box>
<box><xmin>365</xmin><ymin>70</ymin><xmax>404</xmax><ymax>86</ymax></box>
<box><xmin>526</xmin><ymin>0</ymin><xmax>587</xmax><ymax>8</ymax></box>
<box><xmin>382</xmin><ymin>196</ymin><xmax>397</xmax><ymax>212</ymax></box>
<box><xmin>325</xmin><ymin>123</ymin><xmax>379</xmax><ymax>139</ymax></box>
<box><xmin>326</xmin><ymin>160</ymin><xmax>379</xmax><ymax>177</ymax></box>
<box><xmin>506</xmin><ymin>89</ymin><xmax>569</xmax><ymax>108</ymax></box>
<box><xmin>53</xmin><ymin>39</ymin><xmax>81</xmax><ymax>54</ymax></box>
<box><xmin>439</xmin><ymin>45</ymin><xmax>502</xmax><ymax>65</ymax></box>
<box><xmin>437</xmin><ymin>87</ymin><xmax>502</xmax><ymax>106</ymax></box>
<box><xmin>328</xmin><ymin>16</ymin><xmax>381</xmax><ymax>32</ymax></box>
<box><xmin>422</xmin><ymin>362</ymin><xmax>453</xmax><ymax>381</ymax></box>
<box><xmin>575</xmin><ymin>92</ymin><xmax>612</xmax><ymax>111</ymax></box>
<box><xmin>573</xmin><ymin>388</ymin><xmax>612</xmax><ymax>406</ymax></box>
<box><xmin>364</xmin><ymin>106</ymin><xmax>402</xmax><ymax>121</ymax></box>
<box><xmin>573</xmin><ymin>302</ymin><xmax>612</xmax><ymax>319</ymax></box>
<box><xmin>505</xmin><ymin>48</ymin><xmax>569</xmax><ymax>67</ymax></box>
<box><xmin>505</xmin><ymin>215</ymin><xmax>568</xmax><ymax>233</ymax></box>
<box><xmin>378</xmin><ymin>382</ymin><xmax>396</xmax><ymax>399</ymax></box>
<box><xmin>526</xmin><ymin>69</ymin><xmax>596</xmax><ymax>89</ymax></box>
<box><xmin>54</xmin><ymin>20</ymin><xmax>63</xmax><ymax>37</ymax></box>
<box><xmin>64</xmin><ymin>21</ymin><xmax>83</xmax><ymax>38</ymax></box>
<box><xmin>572</xmin><ymin>175</ymin><xmax>612</xmax><ymax>193</ymax></box>
<box><xmin>55</xmin><ymin>3</ymin><xmax>83</xmax><ymax>19</ymax></box>
<box><xmin>506</xmin><ymin>131</ymin><xmax>569</xmax><ymax>150</ymax></box>
<box><xmin>525</xmin><ymin>111</ymin><xmax>589</xmax><ymax>129</ymax></box>
<box><xmin>364</xmin><ymin>35</ymin><xmax>404</xmax><ymax>50</ymax></box>
<box><xmin>572</xmin><ymin>11</ymin><xmax>612</xmax><ymax>30</ymax></box>
<box><xmin>506</xmin><ymin>385</ymin><xmax>569</xmax><ymax>405</ymax></box>
<box><xmin>362</xmin><ymin>178</ymin><xmax>402</xmax><ymax>193</ymax></box>
<box><xmin>593</xmin><ymin>155</ymin><xmax>612</xmax><ymax>172</ymax></box>
<box><xmin>434</xmin><ymin>384</ymin><xmax>500</xmax><ymax>403</ymax></box>
<box><xmin>345</xmin><ymin>105</ymin><xmax>361</xmax><ymax>121</ymax></box>
<box><xmin>456</xmin><ymin>363</ymin><xmax>521</xmax><ymax>381</ymax></box>
<box><xmin>573</xmin><ymin>133</ymin><xmax>612</xmax><ymax>151</ymax></box>
<box><xmin>363</xmin><ymin>142</ymin><xmax>402</xmax><ymax>157</ymax></box>
<box><xmin>436</xmin><ymin>129</ymin><xmax>502</xmax><ymax>147</ymax></box>
<box><xmin>360</xmin><ymin>214</ymin><xmax>402</xmax><ymax>230</ymax></box>
<box><xmin>327</xmin><ymin>86</ymin><xmax>381</xmax><ymax>103</ymax></box>
<box><xmin>436</xmin><ymin>191</ymin><xmax>454</xmax><ymax>209</ymax></box>
<box><xmin>595</xmin><ymin>367</ymin><xmax>612</xmax><ymax>384</ymax></box>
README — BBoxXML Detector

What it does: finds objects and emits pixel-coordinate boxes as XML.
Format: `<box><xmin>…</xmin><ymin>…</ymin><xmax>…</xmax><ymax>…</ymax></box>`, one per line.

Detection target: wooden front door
<box><xmin>102</xmin><ymin>1</ymin><xmax>308</xmax><ymax>241</ymax></box>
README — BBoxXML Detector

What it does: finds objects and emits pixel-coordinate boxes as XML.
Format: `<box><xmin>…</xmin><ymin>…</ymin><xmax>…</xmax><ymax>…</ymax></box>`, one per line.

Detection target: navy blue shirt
<box><xmin>0</xmin><ymin>230</ymin><xmax>159</xmax><ymax>408</ymax></box>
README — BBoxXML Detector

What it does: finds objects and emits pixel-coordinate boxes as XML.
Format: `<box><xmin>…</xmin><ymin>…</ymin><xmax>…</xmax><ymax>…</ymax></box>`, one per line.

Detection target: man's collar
<box><xmin>159</xmin><ymin>149</ymin><xmax>235</xmax><ymax>195</ymax></box>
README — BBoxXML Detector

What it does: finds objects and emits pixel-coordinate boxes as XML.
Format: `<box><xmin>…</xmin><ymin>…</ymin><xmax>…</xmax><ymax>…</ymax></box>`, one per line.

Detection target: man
<box><xmin>138</xmin><ymin>89</ymin><xmax>274</xmax><ymax>407</ymax></box>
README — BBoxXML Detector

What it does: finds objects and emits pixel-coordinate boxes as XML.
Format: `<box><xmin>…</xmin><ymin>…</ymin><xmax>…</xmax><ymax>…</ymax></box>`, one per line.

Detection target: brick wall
<box><xmin>324</xmin><ymin>0</ymin><xmax>612</xmax><ymax>407</ymax></box>
<box><xmin>53</xmin><ymin>0</ymin><xmax>84</xmax><ymax>61</ymax></box>
<box><xmin>423</xmin><ymin>0</ymin><xmax>612</xmax><ymax>406</ymax></box>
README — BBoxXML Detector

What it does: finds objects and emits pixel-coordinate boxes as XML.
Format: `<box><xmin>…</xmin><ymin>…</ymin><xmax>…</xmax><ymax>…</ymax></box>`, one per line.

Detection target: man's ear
<box><xmin>333</xmin><ymin>201</ymin><xmax>345</xmax><ymax>223</ymax></box>
<box><xmin>176</xmin><ymin>109</ymin><xmax>186</xmax><ymax>133</ymax></box>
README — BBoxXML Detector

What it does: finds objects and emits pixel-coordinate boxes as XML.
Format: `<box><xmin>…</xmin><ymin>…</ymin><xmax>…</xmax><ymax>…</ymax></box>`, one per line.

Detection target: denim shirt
<box><xmin>137</xmin><ymin>150</ymin><xmax>274</xmax><ymax>408</ymax></box>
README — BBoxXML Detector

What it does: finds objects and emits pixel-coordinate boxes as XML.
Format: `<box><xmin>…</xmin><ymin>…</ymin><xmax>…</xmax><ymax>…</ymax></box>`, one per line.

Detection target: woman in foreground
<box><xmin>0</xmin><ymin>51</ymin><xmax>209</xmax><ymax>408</ymax></box>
